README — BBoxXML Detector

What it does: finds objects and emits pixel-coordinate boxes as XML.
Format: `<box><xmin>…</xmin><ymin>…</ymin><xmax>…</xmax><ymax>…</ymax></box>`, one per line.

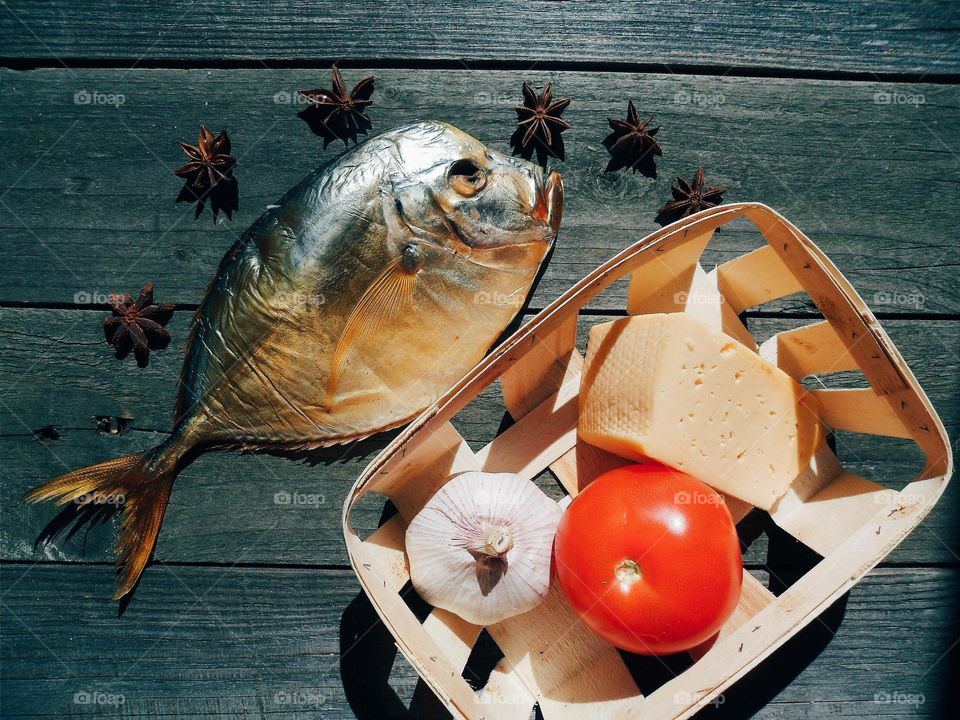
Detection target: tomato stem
<box><xmin>615</xmin><ymin>558</ymin><xmax>642</xmax><ymax>586</ymax></box>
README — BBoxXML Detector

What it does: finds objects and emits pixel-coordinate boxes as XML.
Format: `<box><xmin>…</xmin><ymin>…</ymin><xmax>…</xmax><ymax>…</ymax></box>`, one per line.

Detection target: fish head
<box><xmin>387</xmin><ymin>122</ymin><xmax>563</xmax><ymax>271</ymax></box>
<box><xmin>177</xmin><ymin>122</ymin><xmax>566</xmax><ymax>448</ymax></box>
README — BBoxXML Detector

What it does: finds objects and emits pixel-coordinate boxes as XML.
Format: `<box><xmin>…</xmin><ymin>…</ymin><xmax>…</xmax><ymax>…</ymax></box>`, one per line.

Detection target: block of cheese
<box><xmin>578</xmin><ymin>313</ymin><xmax>825</xmax><ymax>510</ymax></box>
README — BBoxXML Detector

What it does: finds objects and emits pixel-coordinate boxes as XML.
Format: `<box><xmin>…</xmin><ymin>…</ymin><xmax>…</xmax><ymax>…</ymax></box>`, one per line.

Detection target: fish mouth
<box><xmin>532</xmin><ymin>171</ymin><xmax>564</xmax><ymax>240</ymax></box>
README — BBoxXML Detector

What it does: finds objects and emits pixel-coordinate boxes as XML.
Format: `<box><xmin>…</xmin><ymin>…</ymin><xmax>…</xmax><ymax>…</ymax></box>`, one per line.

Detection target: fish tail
<box><xmin>24</xmin><ymin>435</ymin><xmax>189</xmax><ymax>600</ymax></box>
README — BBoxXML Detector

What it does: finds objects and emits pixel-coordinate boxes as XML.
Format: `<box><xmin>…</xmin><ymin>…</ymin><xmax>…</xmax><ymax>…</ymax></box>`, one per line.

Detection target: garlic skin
<box><xmin>405</xmin><ymin>471</ymin><xmax>562</xmax><ymax>626</ymax></box>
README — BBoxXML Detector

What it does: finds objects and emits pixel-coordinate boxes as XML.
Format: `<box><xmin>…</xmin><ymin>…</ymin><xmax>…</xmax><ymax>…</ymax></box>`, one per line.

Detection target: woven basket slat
<box><xmin>341</xmin><ymin>203</ymin><xmax>952</xmax><ymax>719</ymax></box>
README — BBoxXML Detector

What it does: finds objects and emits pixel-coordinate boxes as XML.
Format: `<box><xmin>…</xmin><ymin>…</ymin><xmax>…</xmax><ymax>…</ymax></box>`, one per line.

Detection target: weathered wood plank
<box><xmin>1</xmin><ymin>69</ymin><xmax>958</xmax><ymax>314</ymax></box>
<box><xmin>0</xmin><ymin>428</ymin><xmax>396</xmax><ymax>566</ymax></box>
<box><xmin>0</xmin><ymin>565</ymin><xmax>430</xmax><ymax>718</ymax></box>
<box><xmin>0</xmin><ymin>564</ymin><xmax>955</xmax><ymax>717</ymax></box>
<box><xmin>1</xmin><ymin>1</ymin><xmax>958</xmax><ymax>75</ymax></box>
<box><xmin>1</xmin><ymin>309</ymin><xmax>956</xmax><ymax>567</ymax></box>
<box><xmin>0</xmin><ymin>303</ymin><xmax>551</xmax><ymax>568</ymax></box>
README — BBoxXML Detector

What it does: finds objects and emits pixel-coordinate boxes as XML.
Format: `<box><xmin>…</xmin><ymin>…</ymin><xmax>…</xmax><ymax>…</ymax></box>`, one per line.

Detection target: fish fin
<box><xmin>25</xmin><ymin>438</ymin><xmax>187</xmax><ymax>600</ymax></box>
<box><xmin>233</xmin><ymin>407</ymin><xmax>423</xmax><ymax>452</ymax></box>
<box><xmin>325</xmin><ymin>256</ymin><xmax>417</xmax><ymax>409</ymax></box>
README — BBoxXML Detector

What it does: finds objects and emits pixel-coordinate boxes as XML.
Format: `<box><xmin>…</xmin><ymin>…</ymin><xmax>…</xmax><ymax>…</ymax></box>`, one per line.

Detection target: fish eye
<box><xmin>447</xmin><ymin>159</ymin><xmax>488</xmax><ymax>197</ymax></box>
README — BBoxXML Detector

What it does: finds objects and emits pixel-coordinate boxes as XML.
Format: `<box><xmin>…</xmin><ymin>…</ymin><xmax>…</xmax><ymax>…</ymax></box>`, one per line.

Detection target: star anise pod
<box><xmin>510</xmin><ymin>82</ymin><xmax>571</xmax><ymax>168</ymax></box>
<box><xmin>103</xmin><ymin>284</ymin><xmax>175</xmax><ymax>368</ymax></box>
<box><xmin>656</xmin><ymin>167</ymin><xmax>727</xmax><ymax>226</ymax></box>
<box><xmin>174</xmin><ymin>124</ymin><xmax>238</xmax><ymax>220</ymax></box>
<box><xmin>602</xmin><ymin>100</ymin><xmax>662</xmax><ymax>178</ymax></box>
<box><xmin>298</xmin><ymin>65</ymin><xmax>375</xmax><ymax>148</ymax></box>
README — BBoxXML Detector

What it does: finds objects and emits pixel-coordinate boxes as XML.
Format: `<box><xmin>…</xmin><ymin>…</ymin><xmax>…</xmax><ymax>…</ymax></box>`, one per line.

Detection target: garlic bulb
<box><xmin>405</xmin><ymin>471</ymin><xmax>562</xmax><ymax>626</ymax></box>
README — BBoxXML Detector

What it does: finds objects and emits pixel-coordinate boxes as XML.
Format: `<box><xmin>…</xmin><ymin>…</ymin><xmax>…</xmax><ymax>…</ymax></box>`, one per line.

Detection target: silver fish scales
<box><xmin>27</xmin><ymin>121</ymin><xmax>563</xmax><ymax>599</ymax></box>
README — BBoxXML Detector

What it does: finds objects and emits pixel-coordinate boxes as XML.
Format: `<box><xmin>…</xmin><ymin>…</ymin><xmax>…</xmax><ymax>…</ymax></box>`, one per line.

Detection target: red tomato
<box><xmin>553</xmin><ymin>463</ymin><xmax>742</xmax><ymax>655</ymax></box>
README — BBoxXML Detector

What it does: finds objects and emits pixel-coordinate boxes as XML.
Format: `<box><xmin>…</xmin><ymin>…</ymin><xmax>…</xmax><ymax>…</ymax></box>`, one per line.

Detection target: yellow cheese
<box><xmin>578</xmin><ymin>313</ymin><xmax>825</xmax><ymax>510</ymax></box>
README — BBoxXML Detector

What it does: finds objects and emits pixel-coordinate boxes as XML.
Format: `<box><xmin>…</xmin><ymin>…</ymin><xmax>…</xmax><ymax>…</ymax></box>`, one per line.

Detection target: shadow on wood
<box><xmin>697</xmin><ymin>591</ymin><xmax>849</xmax><ymax>718</ymax></box>
<box><xmin>340</xmin><ymin>588</ymin><xmax>452</xmax><ymax>720</ymax></box>
<box><xmin>175</xmin><ymin>174</ymin><xmax>239</xmax><ymax>221</ymax></box>
<box><xmin>33</xmin><ymin>500</ymin><xmax>116</xmax><ymax>550</ymax></box>
<box><xmin>33</xmin><ymin>500</ymin><xmax>147</xmax><ymax>616</ymax></box>
<box><xmin>339</xmin><ymin>501</ymin><xmax>451</xmax><ymax>719</ymax></box>
<box><xmin>699</xmin><ymin>515</ymin><xmax>846</xmax><ymax>718</ymax></box>
<box><xmin>250</xmin><ymin>432</ymin><xmax>396</xmax><ymax>467</ymax></box>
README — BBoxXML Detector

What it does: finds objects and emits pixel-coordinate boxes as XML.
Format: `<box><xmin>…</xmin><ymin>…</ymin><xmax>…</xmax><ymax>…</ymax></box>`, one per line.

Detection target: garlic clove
<box><xmin>405</xmin><ymin>471</ymin><xmax>562</xmax><ymax>626</ymax></box>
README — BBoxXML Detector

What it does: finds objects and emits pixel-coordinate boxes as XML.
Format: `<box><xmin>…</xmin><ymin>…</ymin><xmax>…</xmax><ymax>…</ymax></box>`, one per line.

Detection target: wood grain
<box><xmin>1</xmin><ymin>69</ymin><xmax>958</xmax><ymax>314</ymax></box>
<box><xmin>1</xmin><ymin>1</ymin><xmax>958</xmax><ymax>75</ymax></box>
<box><xmin>0</xmin><ymin>5</ymin><xmax>956</xmax><ymax>719</ymax></box>
<box><xmin>0</xmin><ymin>564</ymin><xmax>955</xmax><ymax>718</ymax></box>
<box><xmin>2</xmin><ymin>309</ymin><xmax>955</xmax><ymax>568</ymax></box>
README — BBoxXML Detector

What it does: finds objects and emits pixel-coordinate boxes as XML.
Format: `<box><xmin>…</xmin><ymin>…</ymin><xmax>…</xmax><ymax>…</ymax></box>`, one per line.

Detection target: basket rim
<box><xmin>343</xmin><ymin>202</ymin><xmax>951</xmax><ymax>524</ymax></box>
<box><xmin>340</xmin><ymin>201</ymin><xmax>953</xmax><ymax>719</ymax></box>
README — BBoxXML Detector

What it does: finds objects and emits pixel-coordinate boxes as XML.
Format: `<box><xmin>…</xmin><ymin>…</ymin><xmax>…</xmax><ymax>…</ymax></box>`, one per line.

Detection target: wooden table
<box><xmin>1</xmin><ymin>2</ymin><xmax>957</xmax><ymax>717</ymax></box>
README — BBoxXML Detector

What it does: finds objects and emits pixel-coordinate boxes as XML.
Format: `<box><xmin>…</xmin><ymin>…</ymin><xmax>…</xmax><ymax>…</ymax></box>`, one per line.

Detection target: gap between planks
<box><xmin>3</xmin><ymin>57</ymin><xmax>960</xmax><ymax>84</ymax></box>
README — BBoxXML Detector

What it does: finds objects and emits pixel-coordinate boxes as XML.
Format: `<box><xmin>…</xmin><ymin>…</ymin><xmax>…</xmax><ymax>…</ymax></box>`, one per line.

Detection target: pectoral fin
<box><xmin>325</xmin><ymin>254</ymin><xmax>417</xmax><ymax>408</ymax></box>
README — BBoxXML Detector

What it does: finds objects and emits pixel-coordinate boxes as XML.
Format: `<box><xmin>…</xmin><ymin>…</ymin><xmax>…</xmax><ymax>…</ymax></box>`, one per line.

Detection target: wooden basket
<box><xmin>341</xmin><ymin>203</ymin><xmax>952</xmax><ymax>719</ymax></box>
